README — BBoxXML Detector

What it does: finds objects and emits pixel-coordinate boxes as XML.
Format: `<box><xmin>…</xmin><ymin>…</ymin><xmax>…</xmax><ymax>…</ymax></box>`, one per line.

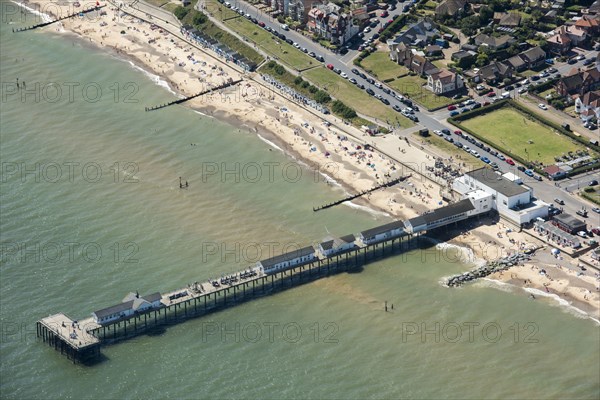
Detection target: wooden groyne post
<box><xmin>145</xmin><ymin>79</ymin><xmax>243</xmax><ymax>111</ymax></box>
<box><xmin>12</xmin><ymin>5</ymin><xmax>106</xmax><ymax>33</ymax></box>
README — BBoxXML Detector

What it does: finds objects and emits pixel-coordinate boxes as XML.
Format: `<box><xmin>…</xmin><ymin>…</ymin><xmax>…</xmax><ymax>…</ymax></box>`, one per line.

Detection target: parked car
<box><xmin>340</xmin><ymin>72</ymin><xmax>348</xmax><ymax>79</ymax></box>
<box><xmin>538</xmin><ymin>103</ymin><xmax>548</xmax><ymax>110</ymax></box>
<box><xmin>481</xmin><ymin>156</ymin><xmax>490</xmax><ymax>164</ymax></box>
<box><xmin>454</xmin><ymin>130</ymin><xmax>462</xmax><ymax>136</ymax></box>
<box><xmin>554</xmin><ymin>198</ymin><xmax>565</xmax><ymax>205</ymax></box>
<box><xmin>349</xmin><ymin>78</ymin><xmax>357</xmax><ymax>84</ymax></box>
<box><xmin>534</xmin><ymin>175</ymin><xmax>542</xmax><ymax>181</ymax></box>
<box><xmin>448</xmin><ymin>105</ymin><xmax>457</xmax><ymax>111</ymax></box>
<box><xmin>505</xmin><ymin>158</ymin><xmax>515</xmax><ymax>165</ymax></box>
<box><xmin>258</xmin><ymin>21</ymin><xmax>265</xmax><ymax>27</ymax></box>
<box><xmin>393</xmin><ymin>104</ymin><xmax>402</xmax><ymax>112</ymax></box>
<box><xmin>366</xmin><ymin>88</ymin><xmax>375</xmax><ymax>95</ymax></box>
<box><xmin>593</xmin><ymin>207</ymin><xmax>600</xmax><ymax>214</ymax></box>
<box><xmin>326</xmin><ymin>64</ymin><xmax>334</xmax><ymax>70</ymax></box>
<box><xmin>524</xmin><ymin>169</ymin><xmax>534</xmax><ymax>177</ymax></box>
<box><xmin>449</xmin><ymin>111</ymin><xmax>459</xmax><ymax>117</ymax></box>
<box><xmin>351</xmin><ymin>68</ymin><xmax>359</xmax><ymax>75</ymax></box>
<box><xmin>517</xmin><ymin>165</ymin><xmax>526</xmax><ymax>172</ymax></box>
<box><xmin>568</xmin><ymin>58</ymin><xmax>577</xmax><ymax>65</ymax></box>
<box><xmin>442</xmin><ymin>129</ymin><xmax>451</xmax><ymax>135</ymax></box>
<box><xmin>487</xmin><ymin>91</ymin><xmax>496</xmax><ymax>97</ymax></box>
<box><xmin>589</xmin><ymin>180</ymin><xmax>598</xmax><ymax>186</ymax></box>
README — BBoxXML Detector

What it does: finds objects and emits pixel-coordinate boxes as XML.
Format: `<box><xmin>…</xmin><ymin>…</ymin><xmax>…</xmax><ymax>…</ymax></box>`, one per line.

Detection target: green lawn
<box><xmin>303</xmin><ymin>67</ymin><xmax>414</xmax><ymax>127</ymax></box>
<box><xmin>460</xmin><ymin>107</ymin><xmax>585</xmax><ymax>165</ymax></box>
<box><xmin>205</xmin><ymin>0</ymin><xmax>314</xmax><ymax>70</ymax></box>
<box><xmin>412</xmin><ymin>131</ymin><xmax>485</xmax><ymax>168</ymax></box>
<box><xmin>359</xmin><ymin>51</ymin><xmax>409</xmax><ymax>81</ymax></box>
<box><xmin>581</xmin><ymin>188</ymin><xmax>600</xmax><ymax>205</ymax></box>
<box><xmin>389</xmin><ymin>75</ymin><xmax>467</xmax><ymax>110</ymax></box>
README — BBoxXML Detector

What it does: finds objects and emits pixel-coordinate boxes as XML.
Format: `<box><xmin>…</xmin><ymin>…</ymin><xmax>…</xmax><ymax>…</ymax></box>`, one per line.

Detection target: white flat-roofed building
<box><xmin>502</xmin><ymin>172</ymin><xmax>523</xmax><ymax>185</ymax></box>
<box><xmin>453</xmin><ymin>168</ymin><xmax>549</xmax><ymax>226</ymax></box>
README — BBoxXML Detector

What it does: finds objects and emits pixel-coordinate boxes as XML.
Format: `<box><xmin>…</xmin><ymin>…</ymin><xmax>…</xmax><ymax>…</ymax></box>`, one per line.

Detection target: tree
<box><xmin>174</xmin><ymin>6</ymin><xmax>189</xmax><ymax>21</ymax></box>
<box><xmin>476</xmin><ymin>52</ymin><xmax>489</xmax><ymax>67</ymax></box>
<box><xmin>192</xmin><ymin>12</ymin><xmax>207</xmax><ymax>27</ymax></box>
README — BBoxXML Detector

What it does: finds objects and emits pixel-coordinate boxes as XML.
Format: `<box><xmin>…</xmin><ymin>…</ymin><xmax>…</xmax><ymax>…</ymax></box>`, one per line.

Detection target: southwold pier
<box><xmin>38</xmin><ymin>196</ymin><xmax>488</xmax><ymax>363</ymax></box>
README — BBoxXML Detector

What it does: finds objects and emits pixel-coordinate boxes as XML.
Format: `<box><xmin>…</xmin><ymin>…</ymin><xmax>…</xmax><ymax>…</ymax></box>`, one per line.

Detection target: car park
<box><xmin>471</xmin><ymin>103</ymin><xmax>482</xmax><ymax>110</ymax></box>
<box><xmin>517</xmin><ymin>165</ymin><xmax>526</xmax><ymax>172</ymax></box>
<box><xmin>308</xmin><ymin>51</ymin><xmax>316</xmax><ymax>57</ymax></box>
<box><xmin>461</xmin><ymin>107</ymin><xmax>469</xmax><ymax>113</ymax></box>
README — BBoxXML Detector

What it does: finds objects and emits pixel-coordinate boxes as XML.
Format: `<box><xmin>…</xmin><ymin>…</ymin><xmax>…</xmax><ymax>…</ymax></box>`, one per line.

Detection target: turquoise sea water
<box><xmin>1</xmin><ymin>3</ymin><xmax>599</xmax><ymax>399</ymax></box>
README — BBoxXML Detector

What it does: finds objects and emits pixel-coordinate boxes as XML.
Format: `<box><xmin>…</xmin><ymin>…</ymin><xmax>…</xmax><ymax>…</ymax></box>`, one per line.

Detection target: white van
<box><xmin>502</xmin><ymin>91</ymin><xmax>510</xmax><ymax>98</ymax></box>
<box><xmin>280</xmin><ymin>24</ymin><xmax>289</xmax><ymax>31</ymax></box>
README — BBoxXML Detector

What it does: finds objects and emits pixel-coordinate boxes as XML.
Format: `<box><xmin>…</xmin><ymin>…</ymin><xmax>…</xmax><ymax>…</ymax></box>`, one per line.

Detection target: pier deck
<box><xmin>38</xmin><ymin>314</ymin><xmax>100</xmax><ymax>350</ymax></box>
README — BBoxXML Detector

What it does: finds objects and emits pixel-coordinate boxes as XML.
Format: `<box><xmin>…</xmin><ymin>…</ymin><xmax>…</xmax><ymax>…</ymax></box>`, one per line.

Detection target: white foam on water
<box><xmin>124</xmin><ymin>59</ymin><xmax>178</xmax><ymax>96</ymax></box>
<box><xmin>256</xmin><ymin>133</ymin><xmax>284</xmax><ymax>152</ymax></box>
<box><xmin>12</xmin><ymin>1</ymin><xmax>53</xmax><ymax>23</ymax></box>
<box><xmin>434</xmin><ymin>241</ymin><xmax>483</xmax><ymax>267</ymax></box>
<box><xmin>342</xmin><ymin>201</ymin><xmax>390</xmax><ymax>217</ymax></box>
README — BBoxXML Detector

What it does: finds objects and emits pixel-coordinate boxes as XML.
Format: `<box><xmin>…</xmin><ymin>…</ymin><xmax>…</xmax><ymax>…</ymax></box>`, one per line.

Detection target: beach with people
<box><xmin>17</xmin><ymin>0</ymin><xmax>599</xmax><ymax>321</ymax></box>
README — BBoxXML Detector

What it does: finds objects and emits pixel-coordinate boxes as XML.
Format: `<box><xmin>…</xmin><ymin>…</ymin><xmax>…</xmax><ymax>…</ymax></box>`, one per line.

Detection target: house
<box><xmin>476</xmin><ymin>61</ymin><xmax>513</xmax><ymax>84</ymax></box>
<box><xmin>92</xmin><ymin>292</ymin><xmax>163</xmax><ymax>324</ymax></box>
<box><xmin>288</xmin><ymin>0</ymin><xmax>316</xmax><ymax>23</ymax></box>
<box><xmin>473</xmin><ymin>34</ymin><xmax>515</xmax><ymax>51</ymax></box>
<box><xmin>453</xmin><ymin>168</ymin><xmax>549</xmax><ymax>225</ymax></box>
<box><xmin>388</xmin><ymin>42</ymin><xmax>438</xmax><ymax>75</ymax></box>
<box><xmin>556</xmin><ymin>67</ymin><xmax>600</xmax><ymax>97</ymax></box>
<box><xmin>306</xmin><ymin>3</ymin><xmax>358</xmax><ymax>44</ymax></box>
<box><xmin>543</xmin><ymin>165</ymin><xmax>568</xmax><ymax>180</ymax></box>
<box><xmin>574</xmin><ymin>15</ymin><xmax>600</xmax><ymax>35</ymax></box>
<box><xmin>387</xmin><ymin>19</ymin><xmax>440</xmax><ymax>47</ymax></box>
<box><xmin>404</xmin><ymin>198</ymin><xmax>484</xmax><ymax>234</ymax></box>
<box><xmin>552</xmin><ymin>213</ymin><xmax>587</xmax><ymax>234</ymax></box>
<box><xmin>425</xmin><ymin>45</ymin><xmax>443</xmax><ymax>56</ymax></box>
<box><xmin>451</xmin><ymin>50</ymin><xmax>477</xmax><ymax>66</ymax></box>
<box><xmin>546</xmin><ymin>25</ymin><xmax>587</xmax><ymax>54</ymax></box>
<box><xmin>426</xmin><ymin>69</ymin><xmax>464</xmax><ymax>94</ymax></box>
<box><xmin>257</xmin><ymin>246</ymin><xmax>316</xmax><ymax>274</ymax></box>
<box><xmin>318</xmin><ymin>234</ymin><xmax>356</xmax><ymax>257</ymax></box>
<box><xmin>575</xmin><ymin>90</ymin><xmax>600</xmax><ymax>123</ymax></box>
<box><xmin>506</xmin><ymin>54</ymin><xmax>527</xmax><ymax>71</ymax></box>
<box><xmin>435</xmin><ymin>0</ymin><xmax>467</xmax><ymax>17</ymax></box>
<box><xmin>359</xmin><ymin>221</ymin><xmax>406</xmax><ymax>245</ymax></box>
<box><xmin>493</xmin><ymin>12</ymin><xmax>521</xmax><ymax>27</ymax></box>
<box><xmin>517</xmin><ymin>46</ymin><xmax>546</xmax><ymax>70</ymax></box>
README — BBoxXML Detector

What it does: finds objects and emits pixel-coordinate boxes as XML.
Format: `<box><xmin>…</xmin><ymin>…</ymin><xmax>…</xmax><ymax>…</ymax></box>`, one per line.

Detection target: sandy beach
<box><xmin>18</xmin><ymin>0</ymin><xmax>600</xmax><ymax>321</ymax></box>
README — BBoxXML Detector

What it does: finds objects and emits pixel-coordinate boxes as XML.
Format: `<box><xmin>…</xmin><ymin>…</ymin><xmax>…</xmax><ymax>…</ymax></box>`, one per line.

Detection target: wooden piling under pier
<box><xmin>38</xmin><ymin>232</ymin><xmax>418</xmax><ymax>363</ymax></box>
<box><xmin>144</xmin><ymin>79</ymin><xmax>243</xmax><ymax>111</ymax></box>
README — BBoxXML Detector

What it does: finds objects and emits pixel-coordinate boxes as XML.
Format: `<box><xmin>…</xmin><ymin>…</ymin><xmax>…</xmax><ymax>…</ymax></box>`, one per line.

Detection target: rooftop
<box><xmin>466</xmin><ymin>168</ymin><xmax>530</xmax><ymax>197</ymax></box>
<box><xmin>360</xmin><ymin>220</ymin><xmax>405</xmax><ymax>239</ymax></box>
<box><xmin>553</xmin><ymin>213</ymin><xmax>586</xmax><ymax>228</ymax></box>
<box><xmin>260</xmin><ymin>246</ymin><xmax>315</xmax><ymax>268</ymax></box>
<box><xmin>407</xmin><ymin>198</ymin><xmax>475</xmax><ymax>228</ymax></box>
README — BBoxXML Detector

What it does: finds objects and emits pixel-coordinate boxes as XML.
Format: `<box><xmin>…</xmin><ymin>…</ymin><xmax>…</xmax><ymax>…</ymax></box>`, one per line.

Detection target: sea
<box><xmin>1</xmin><ymin>3</ymin><xmax>599</xmax><ymax>399</ymax></box>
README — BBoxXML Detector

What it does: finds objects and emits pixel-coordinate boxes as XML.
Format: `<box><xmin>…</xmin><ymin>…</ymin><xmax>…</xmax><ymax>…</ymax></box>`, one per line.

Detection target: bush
<box><xmin>331</xmin><ymin>100</ymin><xmax>357</xmax><ymax>119</ymax></box>
<box><xmin>308</xmin><ymin>85</ymin><xmax>318</xmax><ymax>94</ymax></box>
<box><xmin>314</xmin><ymin>90</ymin><xmax>331</xmax><ymax>104</ymax></box>
<box><xmin>192</xmin><ymin>13</ymin><xmax>207</xmax><ymax>26</ymax></box>
<box><xmin>294</xmin><ymin>76</ymin><xmax>303</xmax><ymax>85</ymax></box>
<box><xmin>301</xmin><ymin>81</ymin><xmax>310</xmax><ymax>89</ymax></box>
<box><xmin>174</xmin><ymin>6</ymin><xmax>189</xmax><ymax>21</ymax></box>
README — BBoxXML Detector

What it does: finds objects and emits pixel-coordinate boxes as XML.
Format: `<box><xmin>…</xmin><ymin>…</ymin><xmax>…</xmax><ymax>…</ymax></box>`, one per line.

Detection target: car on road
<box><xmin>538</xmin><ymin>103</ymin><xmax>548</xmax><ymax>110</ymax></box>
<box><xmin>481</xmin><ymin>156</ymin><xmax>490</xmax><ymax>163</ymax></box>
<box><xmin>366</xmin><ymin>88</ymin><xmax>375</xmax><ymax>95</ymax></box>
<box><xmin>554</xmin><ymin>198</ymin><xmax>565</xmax><ymax>205</ymax></box>
<box><xmin>505</xmin><ymin>158</ymin><xmax>515</xmax><ymax>165</ymax></box>
<box><xmin>589</xmin><ymin>180</ymin><xmax>598</xmax><ymax>186</ymax></box>
<box><xmin>593</xmin><ymin>207</ymin><xmax>600</xmax><ymax>214</ymax></box>
<box><xmin>449</xmin><ymin>110</ymin><xmax>459</xmax><ymax>116</ymax></box>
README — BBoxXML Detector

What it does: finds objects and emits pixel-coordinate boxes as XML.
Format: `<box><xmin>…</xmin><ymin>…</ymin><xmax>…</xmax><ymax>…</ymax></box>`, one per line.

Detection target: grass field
<box><xmin>303</xmin><ymin>67</ymin><xmax>414</xmax><ymax>127</ymax></box>
<box><xmin>412</xmin><ymin>131</ymin><xmax>486</xmax><ymax>168</ymax></box>
<box><xmin>460</xmin><ymin>107</ymin><xmax>584</xmax><ymax>165</ymax></box>
<box><xmin>205</xmin><ymin>0</ymin><xmax>315</xmax><ymax>70</ymax></box>
<box><xmin>359</xmin><ymin>52</ymin><xmax>409</xmax><ymax>81</ymax></box>
<box><xmin>389</xmin><ymin>75</ymin><xmax>466</xmax><ymax>110</ymax></box>
<box><xmin>581</xmin><ymin>188</ymin><xmax>600</xmax><ymax>206</ymax></box>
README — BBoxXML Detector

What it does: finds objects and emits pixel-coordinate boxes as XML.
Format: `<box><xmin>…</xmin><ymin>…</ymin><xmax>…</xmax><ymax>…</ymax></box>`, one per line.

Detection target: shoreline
<box><xmin>17</xmin><ymin>0</ymin><xmax>600</xmax><ymax>320</ymax></box>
